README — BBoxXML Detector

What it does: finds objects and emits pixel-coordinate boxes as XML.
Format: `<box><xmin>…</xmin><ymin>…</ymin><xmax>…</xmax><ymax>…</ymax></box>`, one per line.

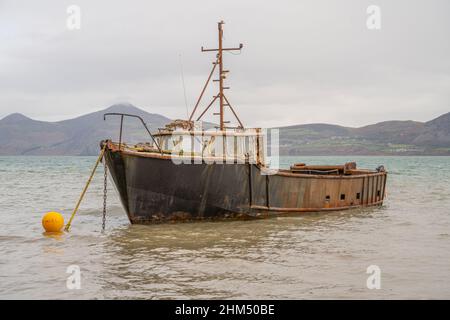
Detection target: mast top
<box><xmin>188</xmin><ymin>21</ymin><xmax>244</xmax><ymax>130</ymax></box>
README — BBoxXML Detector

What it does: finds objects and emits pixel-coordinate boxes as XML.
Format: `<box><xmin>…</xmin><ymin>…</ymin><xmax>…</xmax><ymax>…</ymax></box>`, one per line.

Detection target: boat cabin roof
<box><xmin>153</xmin><ymin>128</ymin><xmax>262</xmax><ymax>137</ymax></box>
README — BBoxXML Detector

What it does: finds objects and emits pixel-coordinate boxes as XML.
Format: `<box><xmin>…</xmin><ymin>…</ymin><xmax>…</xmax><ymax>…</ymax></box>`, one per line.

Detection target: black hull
<box><xmin>104</xmin><ymin>147</ymin><xmax>387</xmax><ymax>224</ymax></box>
<box><xmin>105</xmin><ymin>150</ymin><xmax>253</xmax><ymax>223</ymax></box>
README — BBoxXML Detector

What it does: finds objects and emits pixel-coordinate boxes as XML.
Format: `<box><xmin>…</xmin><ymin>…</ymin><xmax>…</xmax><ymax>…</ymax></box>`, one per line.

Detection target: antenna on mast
<box><xmin>188</xmin><ymin>20</ymin><xmax>244</xmax><ymax>130</ymax></box>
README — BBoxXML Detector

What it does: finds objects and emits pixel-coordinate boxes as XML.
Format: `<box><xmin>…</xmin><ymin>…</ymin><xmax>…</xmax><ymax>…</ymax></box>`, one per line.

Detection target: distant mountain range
<box><xmin>279</xmin><ymin>111</ymin><xmax>450</xmax><ymax>155</ymax></box>
<box><xmin>1</xmin><ymin>103</ymin><xmax>449</xmax><ymax>155</ymax></box>
<box><xmin>0</xmin><ymin>104</ymin><xmax>170</xmax><ymax>156</ymax></box>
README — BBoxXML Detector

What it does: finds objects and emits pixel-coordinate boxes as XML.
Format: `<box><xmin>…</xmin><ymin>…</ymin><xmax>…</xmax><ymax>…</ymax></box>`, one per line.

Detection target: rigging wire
<box><xmin>178</xmin><ymin>53</ymin><xmax>189</xmax><ymax>118</ymax></box>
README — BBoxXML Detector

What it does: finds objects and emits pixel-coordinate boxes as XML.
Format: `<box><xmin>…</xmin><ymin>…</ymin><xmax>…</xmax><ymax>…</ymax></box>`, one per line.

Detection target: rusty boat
<box><xmin>101</xmin><ymin>21</ymin><xmax>387</xmax><ymax>224</ymax></box>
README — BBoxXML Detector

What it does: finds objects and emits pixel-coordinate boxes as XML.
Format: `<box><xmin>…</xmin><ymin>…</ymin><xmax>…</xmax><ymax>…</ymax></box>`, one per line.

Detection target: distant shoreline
<box><xmin>1</xmin><ymin>103</ymin><xmax>449</xmax><ymax>156</ymax></box>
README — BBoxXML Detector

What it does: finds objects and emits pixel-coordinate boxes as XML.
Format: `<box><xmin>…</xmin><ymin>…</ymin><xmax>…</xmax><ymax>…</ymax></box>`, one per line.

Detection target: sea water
<box><xmin>0</xmin><ymin>156</ymin><xmax>449</xmax><ymax>299</ymax></box>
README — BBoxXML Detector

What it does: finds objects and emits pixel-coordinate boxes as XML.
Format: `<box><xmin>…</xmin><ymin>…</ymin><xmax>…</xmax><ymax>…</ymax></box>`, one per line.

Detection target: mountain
<box><xmin>278</xmin><ymin>112</ymin><xmax>450</xmax><ymax>155</ymax></box>
<box><xmin>1</xmin><ymin>104</ymin><xmax>449</xmax><ymax>155</ymax></box>
<box><xmin>0</xmin><ymin>103</ymin><xmax>171</xmax><ymax>155</ymax></box>
<box><xmin>414</xmin><ymin>112</ymin><xmax>450</xmax><ymax>146</ymax></box>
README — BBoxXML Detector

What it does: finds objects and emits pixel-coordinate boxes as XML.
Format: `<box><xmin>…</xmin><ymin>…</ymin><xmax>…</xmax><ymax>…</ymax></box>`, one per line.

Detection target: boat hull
<box><xmin>104</xmin><ymin>145</ymin><xmax>387</xmax><ymax>224</ymax></box>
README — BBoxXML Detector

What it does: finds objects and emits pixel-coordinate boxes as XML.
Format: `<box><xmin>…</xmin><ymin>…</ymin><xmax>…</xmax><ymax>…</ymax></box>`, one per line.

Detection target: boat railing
<box><xmin>103</xmin><ymin>112</ymin><xmax>162</xmax><ymax>153</ymax></box>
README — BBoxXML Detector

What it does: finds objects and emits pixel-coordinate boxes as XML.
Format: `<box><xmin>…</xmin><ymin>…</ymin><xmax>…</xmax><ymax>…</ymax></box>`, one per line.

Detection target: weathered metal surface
<box><xmin>102</xmin><ymin>141</ymin><xmax>387</xmax><ymax>224</ymax></box>
<box><xmin>189</xmin><ymin>20</ymin><xmax>244</xmax><ymax>130</ymax></box>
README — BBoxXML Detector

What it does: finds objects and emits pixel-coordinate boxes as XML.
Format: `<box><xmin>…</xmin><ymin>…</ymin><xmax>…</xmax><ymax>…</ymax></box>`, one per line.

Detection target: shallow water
<box><xmin>0</xmin><ymin>156</ymin><xmax>449</xmax><ymax>299</ymax></box>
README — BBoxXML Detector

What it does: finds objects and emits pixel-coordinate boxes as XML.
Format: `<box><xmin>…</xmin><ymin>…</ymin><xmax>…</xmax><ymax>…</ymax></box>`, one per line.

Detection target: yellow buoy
<box><xmin>42</xmin><ymin>211</ymin><xmax>65</xmax><ymax>232</ymax></box>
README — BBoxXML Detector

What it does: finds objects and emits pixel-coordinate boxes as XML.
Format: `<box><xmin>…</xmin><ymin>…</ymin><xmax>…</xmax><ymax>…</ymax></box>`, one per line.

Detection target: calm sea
<box><xmin>0</xmin><ymin>156</ymin><xmax>449</xmax><ymax>299</ymax></box>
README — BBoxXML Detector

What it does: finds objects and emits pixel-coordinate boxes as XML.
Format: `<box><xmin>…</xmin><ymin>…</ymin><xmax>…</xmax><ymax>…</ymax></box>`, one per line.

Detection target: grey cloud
<box><xmin>0</xmin><ymin>0</ymin><xmax>449</xmax><ymax>127</ymax></box>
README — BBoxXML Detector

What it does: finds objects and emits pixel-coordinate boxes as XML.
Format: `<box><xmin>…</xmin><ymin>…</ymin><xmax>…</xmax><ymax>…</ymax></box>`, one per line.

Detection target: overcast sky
<box><xmin>0</xmin><ymin>0</ymin><xmax>449</xmax><ymax>128</ymax></box>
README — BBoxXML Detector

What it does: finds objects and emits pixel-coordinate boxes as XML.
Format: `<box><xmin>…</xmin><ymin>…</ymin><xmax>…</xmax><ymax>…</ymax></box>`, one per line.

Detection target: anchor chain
<box><xmin>102</xmin><ymin>157</ymin><xmax>108</xmax><ymax>232</ymax></box>
<box><xmin>64</xmin><ymin>145</ymin><xmax>107</xmax><ymax>232</ymax></box>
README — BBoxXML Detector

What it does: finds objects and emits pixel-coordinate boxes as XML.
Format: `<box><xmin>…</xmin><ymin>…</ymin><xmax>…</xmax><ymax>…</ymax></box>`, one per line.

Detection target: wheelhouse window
<box><xmin>155</xmin><ymin>129</ymin><xmax>264</xmax><ymax>164</ymax></box>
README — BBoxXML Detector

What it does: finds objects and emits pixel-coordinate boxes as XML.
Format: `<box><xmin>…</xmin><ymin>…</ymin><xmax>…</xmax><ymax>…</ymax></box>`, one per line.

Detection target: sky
<box><xmin>0</xmin><ymin>0</ymin><xmax>449</xmax><ymax>128</ymax></box>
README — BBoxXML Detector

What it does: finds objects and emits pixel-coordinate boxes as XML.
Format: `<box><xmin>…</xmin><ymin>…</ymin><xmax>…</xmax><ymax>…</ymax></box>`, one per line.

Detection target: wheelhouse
<box><xmin>153</xmin><ymin>128</ymin><xmax>266</xmax><ymax>164</ymax></box>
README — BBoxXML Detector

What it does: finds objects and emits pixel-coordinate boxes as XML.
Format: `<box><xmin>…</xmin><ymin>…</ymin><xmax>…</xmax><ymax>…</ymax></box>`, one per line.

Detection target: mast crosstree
<box><xmin>188</xmin><ymin>21</ymin><xmax>244</xmax><ymax>130</ymax></box>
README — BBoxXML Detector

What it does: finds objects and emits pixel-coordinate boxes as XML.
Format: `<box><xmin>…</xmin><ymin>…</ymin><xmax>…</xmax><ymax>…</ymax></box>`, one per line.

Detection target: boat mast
<box><xmin>218</xmin><ymin>21</ymin><xmax>225</xmax><ymax>130</ymax></box>
<box><xmin>188</xmin><ymin>20</ymin><xmax>244</xmax><ymax>130</ymax></box>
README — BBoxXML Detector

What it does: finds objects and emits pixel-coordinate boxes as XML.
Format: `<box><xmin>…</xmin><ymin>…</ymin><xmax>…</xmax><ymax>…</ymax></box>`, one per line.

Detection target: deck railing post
<box><xmin>119</xmin><ymin>115</ymin><xmax>124</xmax><ymax>150</ymax></box>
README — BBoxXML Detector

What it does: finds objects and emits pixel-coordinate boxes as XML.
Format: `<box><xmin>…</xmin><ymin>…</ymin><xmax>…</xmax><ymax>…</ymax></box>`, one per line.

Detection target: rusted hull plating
<box><xmin>104</xmin><ymin>146</ymin><xmax>387</xmax><ymax>224</ymax></box>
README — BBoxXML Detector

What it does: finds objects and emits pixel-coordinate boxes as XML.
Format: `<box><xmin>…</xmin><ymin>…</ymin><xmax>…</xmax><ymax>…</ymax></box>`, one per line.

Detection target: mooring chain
<box><xmin>102</xmin><ymin>158</ymin><xmax>108</xmax><ymax>232</ymax></box>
